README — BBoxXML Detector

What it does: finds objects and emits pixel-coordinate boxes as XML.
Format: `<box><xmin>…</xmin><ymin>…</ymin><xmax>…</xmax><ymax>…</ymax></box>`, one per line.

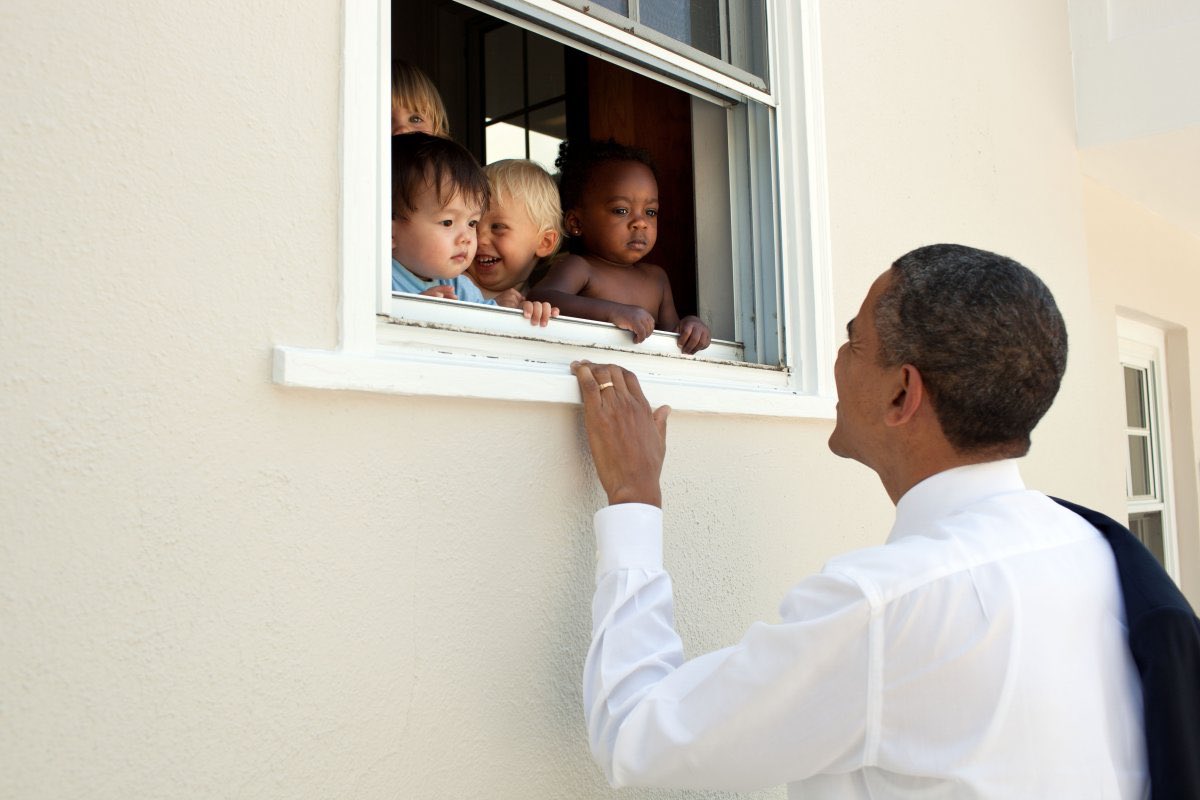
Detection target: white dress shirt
<box><xmin>585</xmin><ymin>460</ymin><xmax>1147</xmax><ymax>798</ymax></box>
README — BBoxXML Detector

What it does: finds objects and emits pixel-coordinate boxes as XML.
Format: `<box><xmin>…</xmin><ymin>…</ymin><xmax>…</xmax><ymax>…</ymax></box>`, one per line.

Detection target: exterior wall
<box><xmin>1083</xmin><ymin>176</ymin><xmax>1200</xmax><ymax>605</ymax></box>
<box><xmin>0</xmin><ymin>1</ymin><xmax>1172</xmax><ymax>798</ymax></box>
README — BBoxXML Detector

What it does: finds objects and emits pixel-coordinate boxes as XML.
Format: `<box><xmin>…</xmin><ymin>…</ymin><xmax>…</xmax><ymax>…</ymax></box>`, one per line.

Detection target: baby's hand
<box><xmin>521</xmin><ymin>300</ymin><xmax>559</xmax><ymax>327</ymax></box>
<box><xmin>676</xmin><ymin>316</ymin><xmax>711</xmax><ymax>354</ymax></box>
<box><xmin>493</xmin><ymin>288</ymin><xmax>525</xmax><ymax>309</ymax></box>
<box><xmin>420</xmin><ymin>285</ymin><xmax>457</xmax><ymax>300</ymax></box>
<box><xmin>608</xmin><ymin>305</ymin><xmax>656</xmax><ymax>344</ymax></box>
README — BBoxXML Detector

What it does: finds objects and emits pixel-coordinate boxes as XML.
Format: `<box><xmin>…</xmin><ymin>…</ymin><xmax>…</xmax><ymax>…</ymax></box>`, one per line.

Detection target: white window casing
<box><xmin>273</xmin><ymin>0</ymin><xmax>837</xmax><ymax>418</ymax></box>
<box><xmin>1118</xmin><ymin>316</ymin><xmax>1179</xmax><ymax>581</ymax></box>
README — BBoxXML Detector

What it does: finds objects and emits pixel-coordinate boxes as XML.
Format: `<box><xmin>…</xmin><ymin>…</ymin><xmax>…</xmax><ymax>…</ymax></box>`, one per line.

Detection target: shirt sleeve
<box><xmin>586</xmin><ymin>503</ymin><xmax>875</xmax><ymax>792</ymax></box>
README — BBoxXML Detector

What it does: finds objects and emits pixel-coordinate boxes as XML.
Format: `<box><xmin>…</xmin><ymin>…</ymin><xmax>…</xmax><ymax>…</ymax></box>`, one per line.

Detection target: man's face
<box><xmin>828</xmin><ymin>270</ymin><xmax>896</xmax><ymax>466</ymax></box>
<box><xmin>391</xmin><ymin>180</ymin><xmax>481</xmax><ymax>281</ymax></box>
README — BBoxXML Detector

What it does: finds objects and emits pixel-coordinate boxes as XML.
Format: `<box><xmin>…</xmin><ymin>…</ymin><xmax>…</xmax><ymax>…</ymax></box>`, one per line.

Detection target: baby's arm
<box><xmin>656</xmin><ymin>269</ymin><xmax>711</xmax><ymax>354</ymax></box>
<box><xmin>528</xmin><ymin>256</ymin><xmax>655</xmax><ymax>343</ymax></box>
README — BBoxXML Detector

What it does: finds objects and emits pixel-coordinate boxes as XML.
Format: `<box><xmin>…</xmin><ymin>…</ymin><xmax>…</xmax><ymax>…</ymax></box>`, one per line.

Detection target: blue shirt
<box><xmin>391</xmin><ymin>259</ymin><xmax>495</xmax><ymax>306</ymax></box>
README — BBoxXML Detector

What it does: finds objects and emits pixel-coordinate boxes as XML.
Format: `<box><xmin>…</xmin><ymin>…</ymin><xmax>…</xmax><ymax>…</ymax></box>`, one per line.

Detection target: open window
<box><xmin>390</xmin><ymin>0</ymin><xmax>784</xmax><ymax>364</ymax></box>
<box><xmin>274</xmin><ymin>0</ymin><xmax>836</xmax><ymax>417</ymax></box>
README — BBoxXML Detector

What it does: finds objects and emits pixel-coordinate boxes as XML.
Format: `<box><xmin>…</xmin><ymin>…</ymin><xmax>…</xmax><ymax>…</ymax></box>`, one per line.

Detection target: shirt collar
<box><xmin>888</xmin><ymin>459</ymin><xmax>1026</xmax><ymax>543</ymax></box>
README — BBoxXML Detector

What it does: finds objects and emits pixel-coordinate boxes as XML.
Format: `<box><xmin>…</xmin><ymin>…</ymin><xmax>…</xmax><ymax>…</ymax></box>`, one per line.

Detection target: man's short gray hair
<box><xmin>874</xmin><ymin>244</ymin><xmax>1068</xmax><ymax>457</ymax></box>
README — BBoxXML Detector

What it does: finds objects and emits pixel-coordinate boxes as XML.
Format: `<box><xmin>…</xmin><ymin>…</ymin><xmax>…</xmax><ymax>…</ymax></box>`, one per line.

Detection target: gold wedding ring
<box><xmin>598</xmin><ymin>381</ymin><xmax>615</xmax><ymax>390</ymax></box>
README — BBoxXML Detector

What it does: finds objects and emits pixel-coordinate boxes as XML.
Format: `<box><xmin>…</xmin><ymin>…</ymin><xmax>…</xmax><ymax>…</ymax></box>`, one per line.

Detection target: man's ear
<box><xmin>535</xmin><ymin>229</ymin><xmax>560</xmax><ymax>258</ymax></box>
<box><xmin>884</xmin><ymin>364</ymin><xmax>925</xmax><ymax>428</ymax></box>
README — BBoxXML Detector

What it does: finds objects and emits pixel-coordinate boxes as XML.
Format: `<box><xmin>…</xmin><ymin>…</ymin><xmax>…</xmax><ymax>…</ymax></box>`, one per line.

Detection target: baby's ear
<box><xmin>535</xmin><ymin>229</ymin><xmax>560</xmax><ymax>258</ymax></box>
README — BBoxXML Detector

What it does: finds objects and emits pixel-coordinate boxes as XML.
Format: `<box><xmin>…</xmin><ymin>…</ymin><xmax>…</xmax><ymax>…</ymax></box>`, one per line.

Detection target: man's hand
<box><xmin>572</xmin><ymin>361</ymin><xmax>670</xmax><ymax>508</ymax></box>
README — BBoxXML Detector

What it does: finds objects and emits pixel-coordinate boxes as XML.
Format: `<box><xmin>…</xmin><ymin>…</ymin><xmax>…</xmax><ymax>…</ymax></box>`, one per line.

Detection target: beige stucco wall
<box><xmin>1083</xmin><ymin>176</ymin><xmax>1200</xmax><ymax>605</ymax></box>
<box><xmin>1</xmin><ymin>1</ymin><xmax>1171</xmax><ymax>798</ymax></box>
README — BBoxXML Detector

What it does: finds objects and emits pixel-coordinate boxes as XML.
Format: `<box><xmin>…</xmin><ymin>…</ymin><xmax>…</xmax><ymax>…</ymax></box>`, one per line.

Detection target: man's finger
<box><xmin>652</xmin><ymin>404</ymin><xmax>671</xmax><ymax>441</ymax></box>
<box><xmin>572</xmin><ymin>360</ymin><xmax>602</xmax><ymax>402</ymax></box>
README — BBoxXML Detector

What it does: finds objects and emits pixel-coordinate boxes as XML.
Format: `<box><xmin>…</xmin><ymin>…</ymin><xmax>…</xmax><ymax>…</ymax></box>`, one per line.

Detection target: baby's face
<box><xmin>569</xmin><ymin>160</ymin><xmax>658</xmax><ymax>267</ymax></box>
<box><xmin>392</xmin><ymin>102</ymin><xmax>434</xmax><ymax>136</ymax></box>
<box><xmin>469</xmin><ymin>193</ymin><xmax>555</xmax><ymax>294</ymax></box>
<box><xmin>392</xmin><ymin>181</ymin><xmax>481</xmax><ymax>281</ymax></box>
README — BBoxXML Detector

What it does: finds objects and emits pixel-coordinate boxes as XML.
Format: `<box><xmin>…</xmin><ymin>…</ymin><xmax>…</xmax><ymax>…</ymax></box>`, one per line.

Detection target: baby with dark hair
<box><xmin>528</xmin><ymin>139</ymin><xmax>710</xmax><ymax>353</ymax></box>
<box><xmin>391</xmin><ymin>132</ymin><xmax>556</xmax><ymax>325</ymax></box>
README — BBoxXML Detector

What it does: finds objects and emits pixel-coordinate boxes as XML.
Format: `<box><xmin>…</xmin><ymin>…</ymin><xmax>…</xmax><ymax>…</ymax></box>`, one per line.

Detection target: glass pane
<box><xmin>1127</xmin><ymin>434</ymin><xmax>1152</xmax><ymax>496</ymax></box>
<box><xmin>1124</xmin><ymin>366</ymin><xmax>1147</xmax><ymax>428</ymax></box>
<box><xmin>527</xmin><ymin>102</ymin><xmax>566</xmax><ymax>173</ymax></box>
<box><xmin>641</xmin><ymin>0</ymin><xmax>720</xmax><ymax>58</ymax></box>
<box><xmin>484</xmin><ymin>26</ymin><xmax>524</xmax><ymax>120</ymax></box>
<box><xmin>485</xmin><ymin>120</ymin><xmax>527</xmax><ymax>163</ymax></box>
<box><xmin>590</xmin><ymin>0</ymin><xmax>628</xmax><ymax>14</ymax></box>
<box><xmin>728</xmin><ymin>0</ymin><xmax>768</xmax><ymax>79</ymax></box>
<box><xmin>1129</xmin><ymin>511</ymin><xmax>1165</xmax><ymax>566</ymax></box>
<box><xmin>526</xmin><ymin>35</ymin><xmax>565</xmax><ymax>105</ymax></box>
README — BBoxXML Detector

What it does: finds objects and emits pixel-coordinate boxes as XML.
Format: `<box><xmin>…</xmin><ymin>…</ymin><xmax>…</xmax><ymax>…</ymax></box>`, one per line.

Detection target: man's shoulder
<box><xmin>822</xmin><ymin>490</ymin><xmax>1100</xmax><ymax>604</ymax></box>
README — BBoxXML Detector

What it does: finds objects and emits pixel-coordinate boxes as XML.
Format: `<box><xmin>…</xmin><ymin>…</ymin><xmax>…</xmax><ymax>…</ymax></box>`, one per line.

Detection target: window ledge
<box><xmin>273</xmin><ymin>333</ymin><xmax>836</xmax><ymax>419</ymax></box>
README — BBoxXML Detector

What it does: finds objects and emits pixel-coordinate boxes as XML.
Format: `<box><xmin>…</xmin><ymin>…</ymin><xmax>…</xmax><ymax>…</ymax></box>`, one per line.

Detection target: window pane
<box><xmin>526</xmin><ymin>35</ymin><xmax>564</xmax><ymax>104</ymax></box>
<box><xmin>1129</xmin><ymin>511</ymin><xmax>1166</xmax><ymax>566</ymax></box>
<box><xmin>1127</xmin><ymin>434</ymin><xmax>1152</xmax><ymax>496</ymax></box>
<box><xmin>485</xmin><ymin>120</ymin><xmax>527</xmax><ymax>162</ymax></box>
<box><xmin>484</xmin><ymin>26</ymin><xmax>524</xmax><ymax>120</ymax></box>
<box><xmin>641</xmin><ymin>0</ymin><xmax>720</xmax><ymax>58</ymax></box>
<box><xmin>728</xmin><ymin>0</ymin><xmax>768</xmax><ymax>79</ymax></box>
<box><xmin>1124</xmin><ymin>366</ymin><xmax>1147</xmax><ymax>428</ymax></box>
<box><xmin>527</xmin><ymin>102</ymin><xmax>566</xmax><ymax>173</ymax></box>
<box><xmin>591</xmin><ymin>0</ymin><xmax>627</xmax><ymax>13</ymax></box>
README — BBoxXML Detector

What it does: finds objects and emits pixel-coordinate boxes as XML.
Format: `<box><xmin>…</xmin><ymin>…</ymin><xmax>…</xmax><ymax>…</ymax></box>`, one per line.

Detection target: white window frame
<box><xmin>1118</xmin><ymin>317</ymin><xmax>1179</xmax><ymax>580</ymax></box>
<box><xmin>273</xmin><ymin>0</ymin><xmax>837</xmax><ymax>418</ymax></box>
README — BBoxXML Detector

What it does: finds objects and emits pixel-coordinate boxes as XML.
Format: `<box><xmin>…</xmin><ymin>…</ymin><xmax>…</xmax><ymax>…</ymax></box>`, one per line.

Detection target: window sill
<box><xmin>273</xmin><ymin>307</ymin><xmax>836</xmax><ymax>418</ymax></box>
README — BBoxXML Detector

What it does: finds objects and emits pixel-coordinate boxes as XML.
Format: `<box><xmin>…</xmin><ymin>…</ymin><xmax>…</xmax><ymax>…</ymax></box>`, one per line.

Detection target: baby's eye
<box><xmin>410</xmin><ymin>114</ymin><xmax>424</xmax><ymax>124</ymax></box>
<box><xmin>438</xmin><ymin>219</ymin><xmax>453</xmax><ymax>227</ymax></box>
<box><xmin>492</xmin><ymin>223</ymin><xmax>508</xmax><ymax>232</ymax></box>
<box><xmin>611</xmin><ymin>207</ymin><xmax>629</xmax><ymax>216</ymax></box>
<box><xmin>468</xmin><ymin>219</ymin><xmax>479</xmax><ymax>228</ymax></box>
<box><xmin>645</xmin><ymin>208</ymin><xmax>658</xmax><ymax>218</ymax></box>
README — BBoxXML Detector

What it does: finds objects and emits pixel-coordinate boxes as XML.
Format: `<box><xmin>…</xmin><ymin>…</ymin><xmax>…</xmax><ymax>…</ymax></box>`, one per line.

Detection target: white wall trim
<box><xmin>276</xmin><ymin>0</ymin><xmax>839</xmax><ymax>418</ymax></box>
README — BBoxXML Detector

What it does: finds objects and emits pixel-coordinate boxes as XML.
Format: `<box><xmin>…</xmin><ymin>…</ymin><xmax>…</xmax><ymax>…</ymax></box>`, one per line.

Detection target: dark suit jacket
<box><xmin>1053</xmin><ymin>498</ymin><xmax>1200</xmax><ymax>800</ymax></box>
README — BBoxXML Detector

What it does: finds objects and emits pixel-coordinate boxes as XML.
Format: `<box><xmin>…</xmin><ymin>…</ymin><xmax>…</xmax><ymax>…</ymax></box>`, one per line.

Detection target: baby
<box><xmin>391</xmin><ymin>132</ymin><xmax>555</xmax><ymax>326</ymax></box>
<box><xmin>528</xmin><ymin>139</ymin><xmax>710</xmax><ymax>354</ymax></box>
<box><xmin>391</xmin><ymin>60</ymin><xmax>449</xmax><ymax>137</ymax></box>
<box><xmin>467</xmin><ymin>159</ymin><xmax>563</xmax><ymax>310</ymax></box>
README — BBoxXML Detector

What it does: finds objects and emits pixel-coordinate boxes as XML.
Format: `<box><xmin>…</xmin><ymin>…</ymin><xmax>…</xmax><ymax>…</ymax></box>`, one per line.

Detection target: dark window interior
<box><xmin>393</xmin><ymin>0</ymin><xmax>700</xmax><ymax>319</ymax></box>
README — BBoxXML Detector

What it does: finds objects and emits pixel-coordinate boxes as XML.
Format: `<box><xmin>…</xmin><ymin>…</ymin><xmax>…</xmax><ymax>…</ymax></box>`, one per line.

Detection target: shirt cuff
<box><xmin>594</xmin><ymin>503</ymin><xmax>663</xmax><ymax>578</ymax></box>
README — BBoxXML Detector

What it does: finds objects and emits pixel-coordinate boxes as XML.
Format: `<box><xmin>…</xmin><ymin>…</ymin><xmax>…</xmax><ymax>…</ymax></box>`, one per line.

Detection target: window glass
<box><xmin>1127</xmin><ymin>434</ymin><xmax>1152</xmax><ymax>496</ymax></box>
<box><xmin>1129</xmin><ymin>511</ymin><xmax>1165</xmax><ymax>563</ymax></box>
<box><xmin>527</xmin><ymin>36</ymin><xmax>565</xmax><ymax>103</ymax></box>
<box><xmin>1123</xmin><ymin>366</ymin><xmax>1147</xmax><ymax>428</ymax></box>
<box><xmin>484</xmin><ymin>26</ymin><xmax>524</xmax><ymax>119</ymax></box>
<box><xmin>640</xmin><ymin>0</ymin><xmax>720</xmax><ymax>59</ymax></box>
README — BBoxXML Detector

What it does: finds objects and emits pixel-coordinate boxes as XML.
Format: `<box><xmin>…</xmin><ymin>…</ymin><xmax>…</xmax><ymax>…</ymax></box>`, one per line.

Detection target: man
<box><xmin>571</xmin><ymin>244</ymin><xmax>1147</xmax><ymax>797</ymax></box>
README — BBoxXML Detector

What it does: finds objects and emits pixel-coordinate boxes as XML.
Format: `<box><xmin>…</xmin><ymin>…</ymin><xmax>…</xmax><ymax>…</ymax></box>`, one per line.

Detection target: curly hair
<box><xmin>554</xmin><ymin>138</ymin><xmax>658</xmax><ymax>212</ymax></box>
<box><xmin>873</xmin><ymin>244</ymin><xmax>1068</xmax><ymax>457</ymax></box>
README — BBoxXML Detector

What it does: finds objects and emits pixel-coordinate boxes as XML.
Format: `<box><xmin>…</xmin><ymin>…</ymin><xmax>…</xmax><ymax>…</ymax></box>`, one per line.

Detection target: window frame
<box><xmin>273</xmin><ymin>0</ymin><xmax>837</xmax><ymax>418</ymax></box>
<box><xmin>1118</xmin><ymin>317</ymin><xmax>1180</xmax><ymax>580</ymax></box>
